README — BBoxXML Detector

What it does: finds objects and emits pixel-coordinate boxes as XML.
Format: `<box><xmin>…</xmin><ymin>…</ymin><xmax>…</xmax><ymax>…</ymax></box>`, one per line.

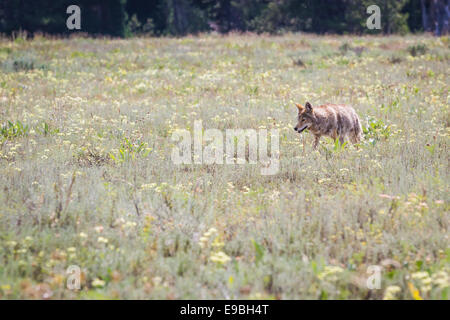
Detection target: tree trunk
<box><xmin>172</xmin><ymin>0</ymin><xmax>187</xmax><ymax>35</ymax></box>
<box><xmin>444</xmin><ymin>0</ymin><xmax>450</xmax><ymax>34</ymax></box>
<box><xmin>436</xmin><ymin>0</ymin><xmax>450</xmax><ymax>35</ymax></box>
<box><xmin>421</xmin><ymin>0</ymin><xmax>428</xmax><ymax>31</ymax></box>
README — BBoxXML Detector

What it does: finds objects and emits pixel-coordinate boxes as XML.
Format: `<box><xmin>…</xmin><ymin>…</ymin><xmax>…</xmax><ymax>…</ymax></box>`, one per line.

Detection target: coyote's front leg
<box><xmin>313</xmin><ymin>135</ymin><xmax>321</xmax><ymax>149</ymax></box>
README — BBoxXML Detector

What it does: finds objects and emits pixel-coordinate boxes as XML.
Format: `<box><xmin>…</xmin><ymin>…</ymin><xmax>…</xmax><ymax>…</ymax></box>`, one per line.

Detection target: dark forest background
<box><xmin>0</xmin><ymin>0</ymin><xmax>448</xmax><ymax>37</ymax></box>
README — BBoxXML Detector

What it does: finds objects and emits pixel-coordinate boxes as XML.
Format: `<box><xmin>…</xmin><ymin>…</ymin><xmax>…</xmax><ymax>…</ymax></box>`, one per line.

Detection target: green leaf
<box><xmin>252</xmin><ymin>239</ymin><xmax>264</xmax><ymax>264</ymax></box>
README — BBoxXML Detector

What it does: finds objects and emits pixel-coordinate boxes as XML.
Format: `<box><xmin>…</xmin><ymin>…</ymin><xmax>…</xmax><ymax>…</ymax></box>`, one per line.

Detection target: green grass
<box><xmin>0</xmin><ymin>33</ymin><xmax>448</xmax><ymax>300</ymax></box>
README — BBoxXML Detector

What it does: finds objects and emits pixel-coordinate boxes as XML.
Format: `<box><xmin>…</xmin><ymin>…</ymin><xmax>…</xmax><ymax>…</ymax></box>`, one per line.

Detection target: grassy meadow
<box><xmin>0</xmin><ymin>33</ymin><xmax>448</xmax><ymax>299</ymax></box>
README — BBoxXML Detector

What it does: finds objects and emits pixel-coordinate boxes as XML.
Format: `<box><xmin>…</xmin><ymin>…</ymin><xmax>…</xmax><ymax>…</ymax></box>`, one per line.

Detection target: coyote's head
<box><xmin>293</xmin><ymin>102</ymin><xmax>314</xmax><ymax>133</ymax></box>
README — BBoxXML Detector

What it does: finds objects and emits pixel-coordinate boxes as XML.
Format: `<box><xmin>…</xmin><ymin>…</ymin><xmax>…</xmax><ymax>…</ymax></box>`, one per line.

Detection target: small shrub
<box><xmin>0</xmin><ymin>47</ymin><xmax>13</xmax><ymax>55</ymax></box>
<box><xmin>1</xmin><ymin>53</ymin><xmax>47</xmax><ymax>72</ymax></box>
<box><xmin>1</xmin><ymin>120</ymin><xmax>29</xmax><ymax>140</ymax></box>
<box><xmin>407</xmin><ymin>44</ymin><xmax>428</xmax><ymax>57</ymax></box>
<box><xmin>109</xmin><ymin>138</ymin><xmax>151</xmax><ymax>163</ymax></box>
<box><xmin>363</xmin><ymin>116</ymin><xmax>391</xmax><ymax>145</ymax></box>
<box><xmin>339</xmin><ymin>43</ymin><xmax>365</xmax><ymax>57</ymax></box>
<box><xmin>293</xmin><ymin>58</ymin><xmax>305</xmax><ymax>67</ymax></box>
<box><xmin>389</xmin><ymin>55</ymin><xmax>404</xmax><ymax>64</ymax></box>
<box><xmin>76</xmin><ymin>148</ymin><xmax>110</xmax><ymax>167</ymax></box>
<box><xmin>339</xmin><ymin>42</ymin><xmax>350</xmax><ymax>55</ymax></box>
<box><xmin>35</xmin><ymin>122</ymin><xmax>59</xmax><ymax>136</ymax></box>
<box><xmin>142</xmin><ymin>19</ymin><xmax>155</xmax><ymax>35</ymax></box>
<box><xmin>352</xmin><ymin>46</ymin><xmax>365</xmax><ymax>57</ymax></box>
<box><xmin>126</xmin><ymin>14</ymin><xmax>155</xmax><ymax>36</ymax></box>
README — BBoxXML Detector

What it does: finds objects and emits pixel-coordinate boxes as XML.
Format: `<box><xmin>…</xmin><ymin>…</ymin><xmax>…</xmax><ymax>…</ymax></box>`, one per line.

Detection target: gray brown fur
<box><xmin>294</xmin><ymin>102</ymin><xmax>363</xmax><ymax>149</ymax></box>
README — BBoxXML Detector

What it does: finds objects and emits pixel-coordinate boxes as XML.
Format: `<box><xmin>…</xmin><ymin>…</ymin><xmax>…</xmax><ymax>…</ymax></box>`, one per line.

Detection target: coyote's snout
<box><xmin>294</xmin><ymin>102</ymin><xmax>362</xmax><ymax>149</ymax></box>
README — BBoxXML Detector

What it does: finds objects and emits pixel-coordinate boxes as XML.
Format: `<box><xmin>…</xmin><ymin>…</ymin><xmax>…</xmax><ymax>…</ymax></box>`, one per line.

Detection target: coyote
<box><xmin>293</xmin><ymin>102</ymin><xmax>362</xmax><ymax>149</ymax></box>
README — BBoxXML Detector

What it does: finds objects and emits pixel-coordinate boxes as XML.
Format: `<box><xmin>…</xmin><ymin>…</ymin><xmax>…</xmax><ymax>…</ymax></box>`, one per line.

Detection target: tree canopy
<box><xmin>0</xmin><ymin>0</ymin><xmax>448</xmax><ymax>37</ymax></box>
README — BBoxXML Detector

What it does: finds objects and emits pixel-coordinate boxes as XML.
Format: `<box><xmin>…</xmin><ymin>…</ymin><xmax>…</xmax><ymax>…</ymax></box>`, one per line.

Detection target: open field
<box><xmin>0</xmin><ymin>33</ymin><xmax>448</xmax><ymax>299</ymax></box>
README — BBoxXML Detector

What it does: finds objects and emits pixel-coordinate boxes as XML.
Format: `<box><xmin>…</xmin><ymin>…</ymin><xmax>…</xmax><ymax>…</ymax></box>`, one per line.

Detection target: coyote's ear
<box><xmin>296</xmin><ymin>103</ymin><xmax>304</xmax><ymax>112</ymax></box>
<box><xmin>305</xmin><ymin>102</ymin><xmax>313</xmax><ymax>113</ymax></box>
